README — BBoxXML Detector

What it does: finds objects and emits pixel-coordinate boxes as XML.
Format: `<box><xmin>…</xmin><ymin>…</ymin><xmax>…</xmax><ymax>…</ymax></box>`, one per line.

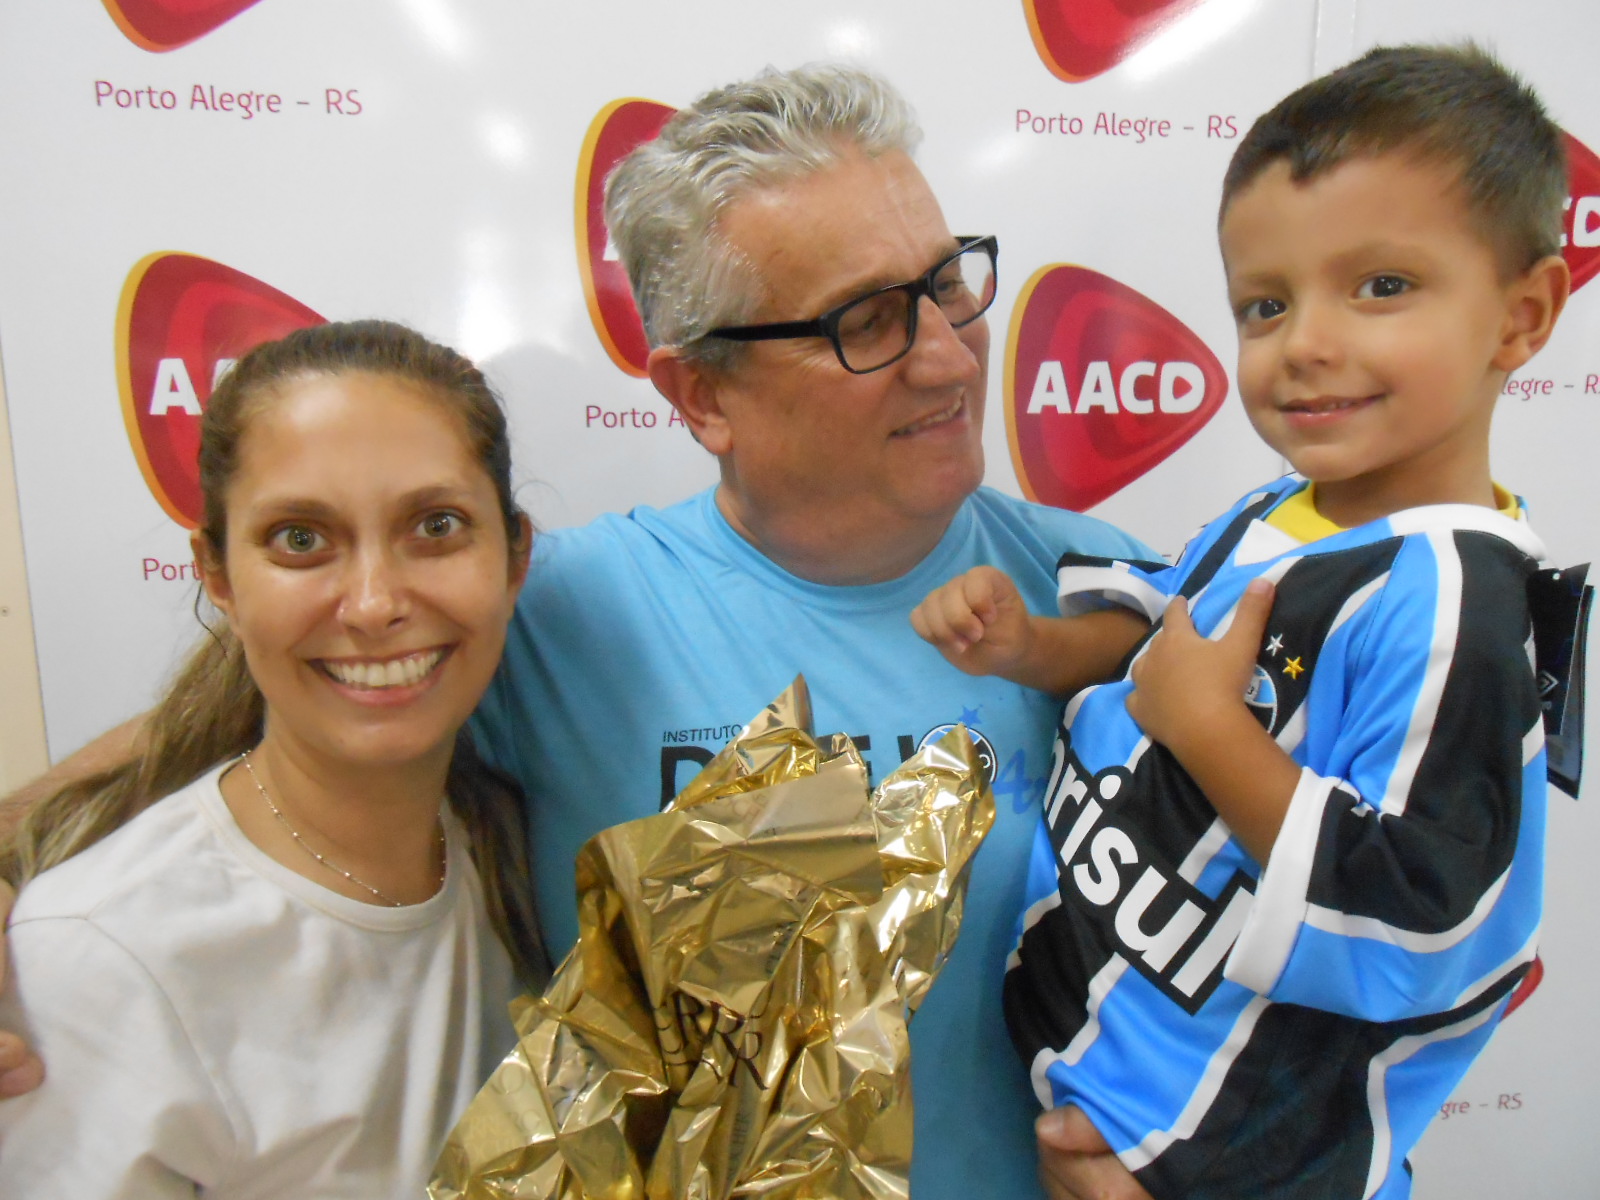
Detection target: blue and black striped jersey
<box><xmin>1006</xmin><ymin>475</ymin><xmax>1552</xmax><ymax>1200</ymax></box>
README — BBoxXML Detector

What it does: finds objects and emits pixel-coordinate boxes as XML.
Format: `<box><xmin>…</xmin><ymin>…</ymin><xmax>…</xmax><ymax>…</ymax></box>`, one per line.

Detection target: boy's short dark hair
<box><xmin>1221</xmin><ymin>44</ymin><xmax>1567</xmax><ymax>275</ymax></box>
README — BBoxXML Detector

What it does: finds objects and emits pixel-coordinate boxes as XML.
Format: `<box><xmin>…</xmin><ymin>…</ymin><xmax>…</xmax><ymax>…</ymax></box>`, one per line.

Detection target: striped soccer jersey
<box><xmin>1005</xmin><ymin>475</ymin><xmax>1551</xmax><ymax>1200</ymax></box>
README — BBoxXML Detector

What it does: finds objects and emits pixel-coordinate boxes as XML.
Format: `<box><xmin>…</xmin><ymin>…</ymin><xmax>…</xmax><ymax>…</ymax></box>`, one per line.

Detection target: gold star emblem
<box><xmin>1282</xmin><ymin>656</ymin><xmax>1305</xmax><ymax>679</ymax></box>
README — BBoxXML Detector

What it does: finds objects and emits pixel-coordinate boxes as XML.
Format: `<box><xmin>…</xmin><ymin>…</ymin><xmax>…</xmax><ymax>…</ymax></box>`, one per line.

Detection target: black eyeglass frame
<box><xmin>703</xmin><ymin>235</ymin><xmax>999</xmax><ymax>375</ymax></box>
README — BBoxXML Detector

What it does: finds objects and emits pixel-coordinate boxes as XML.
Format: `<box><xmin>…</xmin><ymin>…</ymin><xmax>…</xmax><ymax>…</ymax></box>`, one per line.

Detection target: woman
<box><xmin>0</xmin><ymin>321</ymin><xmax>547</xmax><ymax>1196</ymax></box>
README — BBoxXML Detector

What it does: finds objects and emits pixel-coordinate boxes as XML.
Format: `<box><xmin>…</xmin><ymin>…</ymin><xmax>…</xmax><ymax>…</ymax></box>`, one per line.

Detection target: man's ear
<box><xmin>647</xmin><ymin>346</ymin><xmax>733</xmax><ymax>456</ymax></box>
<box><xmin>1493</xmin><ymin>254</ymin><xmax>1571</xmax><ymax>373</ymax></box>
<box><xmin>191</xmin><ymin>531</ymin><xmax>234</xmax><ymax>618</ymax></box>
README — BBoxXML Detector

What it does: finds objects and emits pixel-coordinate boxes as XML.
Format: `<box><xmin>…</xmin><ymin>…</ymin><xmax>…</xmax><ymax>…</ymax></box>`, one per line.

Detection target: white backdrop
<box><xmin>0</xmin><ymin>1</ymin><xmax>1596</xmax><ymax>1192</ymax></box>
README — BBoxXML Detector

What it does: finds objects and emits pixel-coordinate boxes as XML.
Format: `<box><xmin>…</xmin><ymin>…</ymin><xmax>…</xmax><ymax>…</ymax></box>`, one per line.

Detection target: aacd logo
<box><xmin>103</xmin><ymin>0</ymin><xmax>264</xmax><ymax>51</ymax></box>
<box><xmin>117</xmin><ymin>253</ymin><xmax>324</xmax><ymax>527</ymax></box>
<box><xmin>576</xmin><ymin>99</ymin><xmax>677</xmax><ymax>377</ymax></box>
<box><xmin>1023</xmin><ymin>0</ymin><xmax>1210</xmax><ymax>82</ymax></box>
<box><xmin>1563</xmin><ymin>130</ymin><xmax>1600</xmax><ymax>294</ymax></box>
<box><xmin>1006</xmin><ymin>265</ymin><xmax>1226</xmax><ymax>511</ymax></box>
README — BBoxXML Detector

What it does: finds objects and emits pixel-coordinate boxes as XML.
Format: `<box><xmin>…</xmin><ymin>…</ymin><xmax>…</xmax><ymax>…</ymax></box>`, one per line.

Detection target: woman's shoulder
<box><xmin>11</xmin><ymin>764</ymin><xmax>230</xmax><ymax>926</ymax></box>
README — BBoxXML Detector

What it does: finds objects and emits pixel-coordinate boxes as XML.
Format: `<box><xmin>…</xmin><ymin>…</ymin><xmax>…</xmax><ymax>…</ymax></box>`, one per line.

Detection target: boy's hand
<box><xmin>1128</xmin><ymin>579</ymin><xmax>1297</xmax><ymax>863</ymax></box>
<box><xmin>1126</xmin><ymin>579</ymin><xmax>1274</xmax><ymax>762</ymax></box>
<box><xmin>912</xmin><ymin>566</ymin><xmax>1034</xmax><ymax>678</ymax></box>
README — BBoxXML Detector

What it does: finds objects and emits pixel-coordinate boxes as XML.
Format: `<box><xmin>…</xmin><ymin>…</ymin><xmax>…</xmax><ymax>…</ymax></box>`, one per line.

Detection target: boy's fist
<box><xmin>912</xmin><ymin>566</ymin><xmax>1034</xmax><ymax>678</ymax></box>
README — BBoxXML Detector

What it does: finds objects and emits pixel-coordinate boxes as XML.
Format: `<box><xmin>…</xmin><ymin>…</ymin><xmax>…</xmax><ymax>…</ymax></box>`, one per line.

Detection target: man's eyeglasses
<box><xmin>705</xmin><ymin>235</ymin><xmax>998</xmax><ymax>374</ymax></box>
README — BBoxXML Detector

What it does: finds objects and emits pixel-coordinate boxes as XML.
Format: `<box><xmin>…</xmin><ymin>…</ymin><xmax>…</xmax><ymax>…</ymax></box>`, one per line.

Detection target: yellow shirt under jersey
<box><xmin>1264</xmin><ymin>482</ymin><xmax>1521</xmax><ymax>544</ymax></box>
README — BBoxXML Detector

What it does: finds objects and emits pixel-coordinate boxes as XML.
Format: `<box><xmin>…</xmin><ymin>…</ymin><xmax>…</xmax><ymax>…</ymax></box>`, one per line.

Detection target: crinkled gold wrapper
<box><xmin>429</xmin><ymin>677</ymin><xmax>994</xmax><ymax>1200</ymax></box>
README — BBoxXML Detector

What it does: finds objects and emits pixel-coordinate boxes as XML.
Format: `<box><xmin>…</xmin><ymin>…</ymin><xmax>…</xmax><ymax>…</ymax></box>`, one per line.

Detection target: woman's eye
<box><xmin>1357</xmin><ymin>275</ymin><xmax>1410</xmax><ymax>300</ymax></box>
<box><xmin>418</xmin><ymin>512</ymin><xmax>463</xmax><ymax>539</ymax></box>
<box><xmin>269</xmin><ymin>525</ymin><xmax>325</xmax><ymax>555</ymax></box>
<box><xmin>1237</xmin><ymin>297</ymin><xmax>1286</xmax><ymax>324</ymax></box>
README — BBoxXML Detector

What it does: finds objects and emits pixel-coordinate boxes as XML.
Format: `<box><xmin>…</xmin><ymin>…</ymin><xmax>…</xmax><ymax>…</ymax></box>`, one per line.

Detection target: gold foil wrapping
<box><xmin>430</xmin><ymin>678</ymin><xmax>994</xmax><ymax>1200</ymax></box>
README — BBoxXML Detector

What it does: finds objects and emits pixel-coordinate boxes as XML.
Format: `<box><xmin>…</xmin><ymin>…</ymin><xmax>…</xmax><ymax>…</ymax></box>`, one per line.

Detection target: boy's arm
<box><xmin>912</xmin><ymin>566</ymin><xmax>1149</xmax><ymax>695</ymax></box>
<box><xmin>1137</xmin><ymin>541</ymin><xmax>1545</xmax><ymax>1025</ymax></box>
<box><xmin>1124</xmin><ymin>580</ymin><xmax>1300</xmax><ymax>864</ymax></box>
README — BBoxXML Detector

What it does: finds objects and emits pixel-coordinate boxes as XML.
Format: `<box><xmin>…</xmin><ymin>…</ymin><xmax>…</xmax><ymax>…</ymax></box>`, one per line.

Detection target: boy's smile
<box><xmin>1219</xmin><ymin>152</ymin><xmax>1565</xmax><ymax>529</ymax></box>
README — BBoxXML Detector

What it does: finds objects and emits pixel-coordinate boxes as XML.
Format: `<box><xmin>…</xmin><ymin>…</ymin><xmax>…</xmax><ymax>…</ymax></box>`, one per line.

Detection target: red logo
<box><xmin>575</xmin><ymin>99</ymin><xmax>677</xmax><ymax>377</ymax></box>
<box><xmin>1023</xmin><ymin>0</ymin><xmax>1210</xmax><ymax>82</ymax></box>
<box><xmin>116</xmin><ymin>253</ymin><xmax>324</xmax><ymax>528</ymax></box>
<box><xmin>1006</xmin><ymin>265</ymin><xmax>1226</xmax><ymax>511</ymax></box>
<box><xmin>102</xmin><ymin>0</ymin><xmax>264</xmax><ymax>51</ymax></box>
<box><xmin>1563</xmin><ymin>130</ymin><xmax>1600</xmax><ymax>294</ymax></box>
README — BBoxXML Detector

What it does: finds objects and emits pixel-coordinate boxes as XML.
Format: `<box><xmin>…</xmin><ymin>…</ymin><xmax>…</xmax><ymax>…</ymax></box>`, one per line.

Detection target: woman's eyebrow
<box><xmin>245</xmin><ymin>497</ymin><xmax>339</xmax><ymax>522</ymax></box>
<box><xmin>245</xmin><ymin>483</ymin><xmax>474</xmax><ymax>521</ymax></box>
<box><xmin>395</xmin><ymin>484</ymin><xmax>474</xmax><ymax>509</ymax></box>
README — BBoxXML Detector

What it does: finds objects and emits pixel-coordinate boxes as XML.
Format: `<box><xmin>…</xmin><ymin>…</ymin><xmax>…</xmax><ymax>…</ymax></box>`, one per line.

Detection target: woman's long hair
<box><xmin>0</xmin><ymin>320</ymin><xmax>548</xmax><ymax>988</ymax></box>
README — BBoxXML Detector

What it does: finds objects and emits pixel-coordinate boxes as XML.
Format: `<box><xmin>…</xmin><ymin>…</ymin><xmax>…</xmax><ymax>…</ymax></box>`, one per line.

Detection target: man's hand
<box><xmin>0</xmin><ymin>881</ymin><xmax>43</xmax><ymax>1097</ymax></box>
<box><xmin>912</xmin><ymin>566</ymin><xmax>1035</xmax><ymax>679</ymax></box>
<box><xmin>1125</xmin><ymin>579</ymin><xmax>1274</xmax><ymax>763</ymax></box>
<box><xmin>1036</xmin><ymin>1106</ymin><xmax>1153</xmax><ymax>1200</ymax></box>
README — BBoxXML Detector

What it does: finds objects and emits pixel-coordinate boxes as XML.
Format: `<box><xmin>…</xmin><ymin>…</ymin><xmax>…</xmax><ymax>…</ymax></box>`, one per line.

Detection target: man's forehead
<box><xmin>720</xmin><ymin>150</ymin><xmax>958</xmax><ymax>311</ymax></box>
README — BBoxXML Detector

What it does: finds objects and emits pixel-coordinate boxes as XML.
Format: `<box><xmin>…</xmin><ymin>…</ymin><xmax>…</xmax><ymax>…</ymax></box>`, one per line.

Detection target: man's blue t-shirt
<box><xmin>470</xmin><ymin>485</ymin><xmax>1152</xmax><ymax>1200</ymax></box>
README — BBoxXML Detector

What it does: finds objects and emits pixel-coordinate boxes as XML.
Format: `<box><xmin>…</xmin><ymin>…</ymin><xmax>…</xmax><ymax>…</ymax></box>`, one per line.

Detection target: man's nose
<box><xmin>902</xmin><ymin>295</ymin><xmax>982</xmax><ymax>385</ymax></box>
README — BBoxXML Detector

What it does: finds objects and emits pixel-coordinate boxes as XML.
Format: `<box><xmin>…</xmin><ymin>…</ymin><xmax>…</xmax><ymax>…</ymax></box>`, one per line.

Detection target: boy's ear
<box><xmin>1493</xmin><ymin>254</ymin><xmax>1571</xmax><ymax>373</ymax></box>
<box><xmin>647</xmin><ymin>346</ymin><xmax>733</xmax><ymax>456</ymax></box>
<box><xmin>191</xmin><ymin>532</ymin><xmax>234</xmax><ymax>618</ymax></box>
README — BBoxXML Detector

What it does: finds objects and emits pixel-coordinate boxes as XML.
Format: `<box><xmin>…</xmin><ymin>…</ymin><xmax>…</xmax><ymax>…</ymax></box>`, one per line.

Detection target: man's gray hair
<box><xmin>603</xmin><ymin>63</ymin><xmax>923</xmax><ymax>369</ymax></box>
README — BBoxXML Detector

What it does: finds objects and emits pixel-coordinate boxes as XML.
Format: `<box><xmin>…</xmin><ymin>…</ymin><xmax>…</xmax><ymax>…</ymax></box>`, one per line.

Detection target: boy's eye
<box><xmin>1357</xmin><ymin>275</ymin><xmax>1410</xmax><ymax>300</ymax></box>
<box><xmin>1237</xmin><ymin>297</ymin><xmax>1286</xmax><ymax>324</ymax></box>
<box><xmin>267</xmin><ymin>524</ymin><xmax>327</xmax><ymax>556</ymax></box>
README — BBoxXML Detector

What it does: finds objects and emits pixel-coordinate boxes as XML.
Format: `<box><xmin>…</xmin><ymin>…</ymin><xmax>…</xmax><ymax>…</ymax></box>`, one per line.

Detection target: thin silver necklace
<box><xmin>238</xmin><ymin>750</ymin><xmax>445</xmax><ymax>908</ymax></box>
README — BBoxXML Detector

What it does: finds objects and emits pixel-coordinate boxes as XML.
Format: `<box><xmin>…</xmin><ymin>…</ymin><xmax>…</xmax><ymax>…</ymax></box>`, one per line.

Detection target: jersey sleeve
<box><xmin>1225</xmin><ymin>529</ymin><xmax>1544</xmax><ymax>1023</ymax></box>
<box><xmin>0</xmin><ymin>915</ymin><xmax>235</xmax><ymax>1197</ymax></box>
<box><xmin>1055</xmin><ymin>553</ymin><xmax>1175</xmax><ymax>620</ymax></box>
<box><xmin>1054</xmin><ymin>482</ymin><xmax>1292</xmax><ymax>620</ymax></box>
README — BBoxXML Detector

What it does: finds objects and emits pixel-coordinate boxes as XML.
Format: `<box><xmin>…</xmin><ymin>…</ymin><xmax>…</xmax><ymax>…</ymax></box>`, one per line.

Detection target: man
<box><xmin>470</xmin><ymin>65</ymin><xmax>1152</xmax><ymax>1199</ymax></box>
<box><xmin>2</xmin><ymin>64</ymin><xmax>1150</xmax><ymax>1199</ymax></box>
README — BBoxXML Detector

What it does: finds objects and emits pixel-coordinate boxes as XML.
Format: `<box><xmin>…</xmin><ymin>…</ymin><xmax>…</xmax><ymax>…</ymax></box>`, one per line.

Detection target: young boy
<box><xmin>914</xmin><ymin>45</ymin><xmax>1577</xmax><ymax>1199</ymax></box>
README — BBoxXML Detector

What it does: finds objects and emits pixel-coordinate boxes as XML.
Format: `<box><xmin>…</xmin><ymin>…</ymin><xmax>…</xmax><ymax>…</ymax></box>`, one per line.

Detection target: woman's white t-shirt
<box><xmin>0</xmin><ymin>761</ymin><xmax>518</xmax><ymax>1198</ymax></box>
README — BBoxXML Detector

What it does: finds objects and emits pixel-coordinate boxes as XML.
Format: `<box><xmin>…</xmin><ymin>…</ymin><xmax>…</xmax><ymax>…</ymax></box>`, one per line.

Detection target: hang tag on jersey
<box><xmin>1528</xmin><ymin>562</ymin><xmax>1592</xmax><ymax>798</ymax></box>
